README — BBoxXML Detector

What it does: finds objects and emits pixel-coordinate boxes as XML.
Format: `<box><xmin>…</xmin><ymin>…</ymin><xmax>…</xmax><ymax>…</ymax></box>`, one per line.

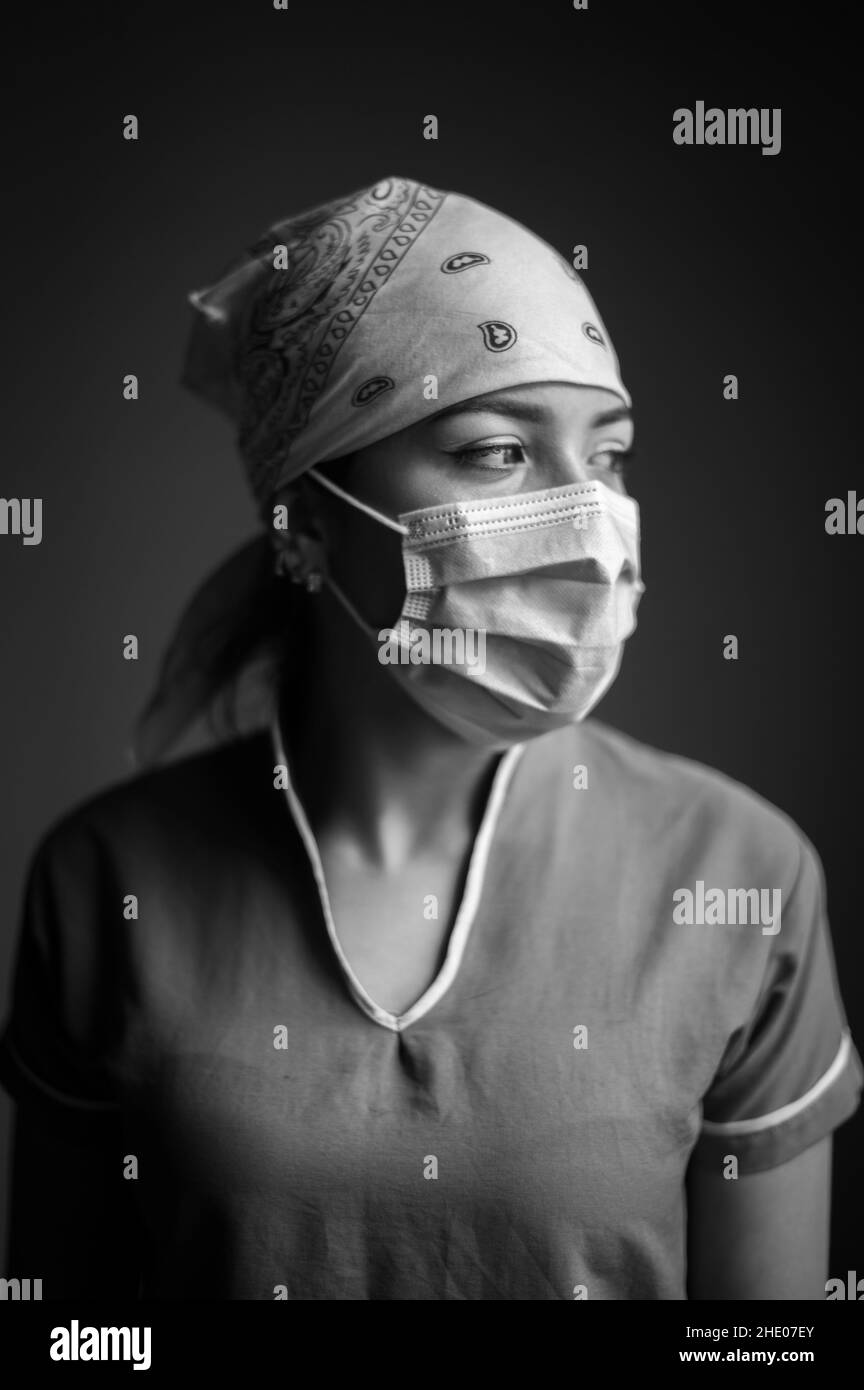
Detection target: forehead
<box><xmin>425</xmin><ymin>381</ymin><xmax>631</xmax><ymax>429</ymax></box>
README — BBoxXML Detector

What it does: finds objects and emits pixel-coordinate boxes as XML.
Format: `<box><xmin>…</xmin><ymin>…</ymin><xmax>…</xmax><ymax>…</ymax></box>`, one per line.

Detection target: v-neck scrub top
<box><xmin>1</xmin><ymin>718</ymin><xmax>861</xmax><ymax>1300</ymax></box>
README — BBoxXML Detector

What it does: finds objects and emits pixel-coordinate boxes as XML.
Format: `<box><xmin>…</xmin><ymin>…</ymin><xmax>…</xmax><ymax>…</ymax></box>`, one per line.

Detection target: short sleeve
<box><xmin>0</xmin><ymin>826</ymin><xmax>122</xmax><ymax>1127</ymax></box>
<box><xmin>689</xmin><ymin>832</ymin><xmax>863</xmax><ymax>1174</ymax></box>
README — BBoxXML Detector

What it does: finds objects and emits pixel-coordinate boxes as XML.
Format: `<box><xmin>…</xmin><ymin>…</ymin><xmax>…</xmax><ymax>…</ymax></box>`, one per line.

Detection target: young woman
<box><xmin>1</xmin><ymin>175</ymin><xmax>860</xmax><ymax>1300</ymax></box>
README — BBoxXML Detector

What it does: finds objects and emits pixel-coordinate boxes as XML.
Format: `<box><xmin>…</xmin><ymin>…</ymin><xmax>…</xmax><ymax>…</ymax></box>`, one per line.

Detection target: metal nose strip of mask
<box><xmin>307</xmin><ymin>467</ymin><xmax>410</xmax><ymax>536</ymax></box>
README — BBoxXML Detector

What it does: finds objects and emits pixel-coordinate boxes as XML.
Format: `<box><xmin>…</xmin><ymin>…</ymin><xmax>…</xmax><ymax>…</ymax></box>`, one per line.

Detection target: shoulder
<box><xmin>2</xmin><ymin>737</ymin><xmax>278</xmax><ymax>1115</ymax></box>
<box><xmin>31</xmin><ymin>730</ymin><xmax>274</xmax><ymax>883</ymax></box>
<box><xmin>556</xmin><ymin>718</ymin><xmax>816</xmax><ymax>883</ymax></box>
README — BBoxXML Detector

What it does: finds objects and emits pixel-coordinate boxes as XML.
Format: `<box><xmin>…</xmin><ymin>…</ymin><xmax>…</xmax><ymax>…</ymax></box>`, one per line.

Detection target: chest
<box><xmin>128</xmin><ymin>854</ymin><xmax>721</xmax><ymax>1299</ymax></box>
<box><xmin>137</xmin><ymin>978</ymin><xmax>699</xmax><ymax>1299</ymax></box>
<box><xmin>314</xmin><ymin>850</ymin><xmax>468</xmax><ymax>1016</ymax></box>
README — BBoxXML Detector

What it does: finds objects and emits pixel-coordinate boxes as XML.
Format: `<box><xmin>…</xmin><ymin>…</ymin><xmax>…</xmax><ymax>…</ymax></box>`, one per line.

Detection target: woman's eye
<box><xmin>449</xmin><ymin>442</ymin><xmax>636</xmax><ymax>476</ymax></box>
<box><xmin>450</xmin><ymin>443</ymin><xmax>525</xmax><ymax>468</ymax></box>
<box><xmin>592</xmin><ymin>446</ymin><xmax>635</xmax><ymax>476</ymax></box>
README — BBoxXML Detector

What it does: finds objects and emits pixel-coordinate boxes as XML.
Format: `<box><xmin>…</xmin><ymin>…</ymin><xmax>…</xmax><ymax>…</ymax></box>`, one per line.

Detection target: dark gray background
<box><xmin>2</xmin><ymin>0</ymin><xmax>861</xmax><ymax>1287</ymax></box>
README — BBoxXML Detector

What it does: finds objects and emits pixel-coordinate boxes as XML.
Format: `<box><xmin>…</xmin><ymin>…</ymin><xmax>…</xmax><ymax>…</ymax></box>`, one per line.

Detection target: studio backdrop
<box><xmin>1</xmin><ymin>0</ymin><xmax>861</xmax><ymax>1285</ymax></box>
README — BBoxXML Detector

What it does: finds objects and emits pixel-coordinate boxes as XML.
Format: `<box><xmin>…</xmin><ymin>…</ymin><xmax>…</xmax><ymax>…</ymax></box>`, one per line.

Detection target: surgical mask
<box><xmin>307</xmin><ymin>467</ymin><xmax>645</xmax><ymax>748</ymax></box>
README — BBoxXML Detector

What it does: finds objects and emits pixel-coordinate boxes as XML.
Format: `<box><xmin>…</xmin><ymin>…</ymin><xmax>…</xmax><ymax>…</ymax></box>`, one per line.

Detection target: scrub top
<box><xmin>1</xmin><ymin>717</ymin><xmax>861</xmax><ymax>1300</ymax></box>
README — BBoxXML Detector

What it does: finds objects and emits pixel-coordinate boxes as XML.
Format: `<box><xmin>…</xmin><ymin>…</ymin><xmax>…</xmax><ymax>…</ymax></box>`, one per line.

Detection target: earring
<box><xmin>274</xmin><ymin>548</ymin><xmax>323</xmax><ymax>594</ymax></box>
<box><xmin>274</xmin><ymin>549</ymin><xmax>294</xmax><ymax>580</ymax></box>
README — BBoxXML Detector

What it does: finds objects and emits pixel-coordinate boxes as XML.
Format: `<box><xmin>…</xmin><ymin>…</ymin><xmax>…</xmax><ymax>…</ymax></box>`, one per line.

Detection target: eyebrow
<box><xmin>430</xmin><ymin>393</ymin><xmax>633</xmax><ymax>430</ymax></box>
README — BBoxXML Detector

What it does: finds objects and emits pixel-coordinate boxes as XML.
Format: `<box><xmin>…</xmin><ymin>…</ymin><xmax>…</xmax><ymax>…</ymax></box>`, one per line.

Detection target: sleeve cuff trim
<box><xmin>701</xmin><ymin>1030</ymin><xmax>851</xmax><ymax>1136</ymax></box>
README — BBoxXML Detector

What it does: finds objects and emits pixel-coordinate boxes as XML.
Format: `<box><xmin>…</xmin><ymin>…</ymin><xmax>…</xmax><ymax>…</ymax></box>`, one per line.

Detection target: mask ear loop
<box><xmin>321</xmin><ymin>565</ymin><xmax>387</xmax><ymax>641</ymax></box>
<box><xmin>303</xmin><ymin>466</ymin><xmax>409</xmax><ymax>641</ymax></box>
<box><xmin>306</xmin><ymin>466</ymin><xmax>410</xmax><ymax>536</ymax></box>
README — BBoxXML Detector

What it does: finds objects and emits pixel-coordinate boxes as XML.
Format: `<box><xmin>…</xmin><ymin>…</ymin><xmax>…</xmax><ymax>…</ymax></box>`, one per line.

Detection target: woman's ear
<box><xmin>269</xmin><ymin>480</ymin><xmax>328</xmax><ymax>586</ymax></box>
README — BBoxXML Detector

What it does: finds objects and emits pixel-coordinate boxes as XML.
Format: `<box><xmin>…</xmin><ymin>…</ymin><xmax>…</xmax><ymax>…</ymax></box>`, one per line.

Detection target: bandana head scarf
<box><xmin>132</xmin><ymin>175</ymin><xmax>631</xmax><ymax>764</ymax></box>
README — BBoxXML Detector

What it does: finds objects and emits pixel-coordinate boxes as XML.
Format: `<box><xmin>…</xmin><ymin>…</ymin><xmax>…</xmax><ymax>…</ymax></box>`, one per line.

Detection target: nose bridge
<box><xmin>540</xmin><ymin>428</ymin><xmax>594</xmax><ymax>488</ymax></box>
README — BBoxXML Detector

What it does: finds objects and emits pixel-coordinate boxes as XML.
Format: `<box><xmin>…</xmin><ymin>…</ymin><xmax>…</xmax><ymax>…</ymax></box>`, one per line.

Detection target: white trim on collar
<box><xmin>270</xmin><ymin>716</ymin><xmax>525</xmax><ymax>1033</ymax></box>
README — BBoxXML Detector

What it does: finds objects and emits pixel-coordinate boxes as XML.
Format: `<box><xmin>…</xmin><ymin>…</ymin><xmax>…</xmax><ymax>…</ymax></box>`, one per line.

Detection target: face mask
<box><xmin>306</xmin><ymin>467</ymin><xmax>645</xmax><ymax>748</ymax></box>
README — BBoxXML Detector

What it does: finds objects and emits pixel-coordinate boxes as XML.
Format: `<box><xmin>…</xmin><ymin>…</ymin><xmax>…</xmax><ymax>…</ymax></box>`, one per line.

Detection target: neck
<box><xmin>276</xmin><ymin>591</ymin><xmax>502</xmax><ymax>868</ymax></box>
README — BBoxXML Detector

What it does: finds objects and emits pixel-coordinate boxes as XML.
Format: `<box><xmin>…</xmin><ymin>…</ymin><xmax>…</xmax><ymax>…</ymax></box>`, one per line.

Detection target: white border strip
<box><xmin>701</xmin><ymin>1031</ymin><xmax>852</xmax><ymax>1136</ymax></box>
<box><xmin>271</xmin><ymin>716</ymin><xmax>525</xmax><ymax>1033</ymax></box>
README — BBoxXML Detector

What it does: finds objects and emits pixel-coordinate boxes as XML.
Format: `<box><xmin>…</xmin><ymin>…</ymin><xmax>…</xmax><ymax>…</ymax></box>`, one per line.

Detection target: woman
<box><xmin>1</xmin><ymin>175</ymin><xmax>861</xmax><ymax>1300</ymax></box>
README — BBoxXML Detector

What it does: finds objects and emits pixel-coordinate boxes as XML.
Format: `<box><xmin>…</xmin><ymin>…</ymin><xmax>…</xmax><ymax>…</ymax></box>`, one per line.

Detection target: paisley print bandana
<box><xmin>181</xmin><ymin>175</ymin><xmax>631</xmax><ymax>515</ymax></box>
